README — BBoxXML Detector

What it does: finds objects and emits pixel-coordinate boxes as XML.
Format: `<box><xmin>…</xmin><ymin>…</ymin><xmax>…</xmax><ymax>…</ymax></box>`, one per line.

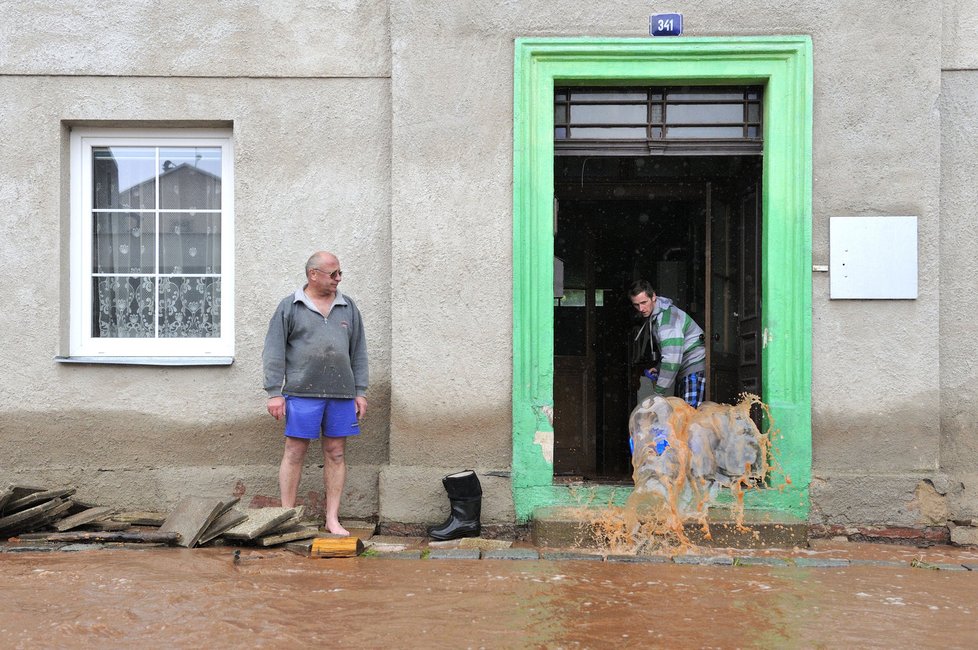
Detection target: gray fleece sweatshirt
<box><xmin>262</xmin><ymin>288</ymin><xmax>368</xmax><ymax>399</ymax></box>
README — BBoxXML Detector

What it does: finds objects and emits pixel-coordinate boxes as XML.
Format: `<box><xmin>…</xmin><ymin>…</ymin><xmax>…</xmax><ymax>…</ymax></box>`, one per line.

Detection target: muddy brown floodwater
<box><xmin>2</xmin><ymin>547</ymin><xmax>977</xmax><ymax>648</ymax></box>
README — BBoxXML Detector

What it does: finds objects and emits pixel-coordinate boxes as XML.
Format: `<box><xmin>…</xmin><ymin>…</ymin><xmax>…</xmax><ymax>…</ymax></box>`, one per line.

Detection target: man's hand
<box><xmin>267</xmin><ymin>396</ymin><xmax>286</xmax><ymax>420</ymax></box>
<box><xmin>355</xmin><ymin>396</ymin><xmax>368</xmax><ymax>420</ymax></box>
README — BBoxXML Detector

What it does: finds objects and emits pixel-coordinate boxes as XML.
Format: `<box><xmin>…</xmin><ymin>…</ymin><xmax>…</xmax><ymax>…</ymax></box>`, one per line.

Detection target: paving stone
<box><xmin>427</xmin><ymin>539</ymin><xmax>462</xmax><ymax>549</ymax></box>
<box><xmin>429</xmin><ymin>548</ymin><xmax>482</xmax><ymax>560</ymax></box>
<box><xmin>368</xmin><ymin>550</ymin><xmax>423</xmax><ymax>559</ymax></box>
<box><xmin>159</xmin><ymin>497</ymin><xmax>227</xmax><ymax>548</ymax></box>
<box><xmin>606</xmin><ymin>554</ymin><xmax>671</xmax><ymax>564</ymax></box>
<box><xmin>673</xmin><ymin>554</ymin><xmax>734</xmax><ymax>566</ymax></box>
<box><xmin>793</xmin><ymin>557</ymin><xmax>850</xmax><ymax>568</ymax></box>
<box><xmin>2</xmin><ymin>544</ymin><xmax>60</xmax><ymax>553</ymax></box>
<box><xmin>54</xmin><ymin>506</ymin><xmax>116</xmax><ymax>532</ymax></box>
<box><xmin>849</xmin><ymin>559</ymin><xmax>908</xmax><ymax>568</ymax></box>
<box><xmin>198</xmin><ymin>508</ymin><xmax>249</xmax><ymax>545</ymax></box>
<box><xmin>458</xmin><ymin>537</ymin><xmax>514</xmax><ymax>551</ymax></box>
<box><xmin>482</xmin><ymin>548</ymin><xmax>540</xmax><ymax>561</ymax></box>
<box><xmin>735</xmin><ymin>556</ymin><xmax>791</xmax><ymax>567</ymax></box>
<box><xmin>60</xmin><ymin>544</ymin><xmax>106</xmax><ymax>552</ymax></box>
<box><xmin>110</xmin><ymin>511</ymin><xmax>168</xmax><ymax>526</ymax></box>
<box><xmin>367</xmin><ymin>541</ymin><xmax>409</xmax><ymax>552</ymax></box>
<box><xmin>255</xmin><ymin>526</ymin><xmax>320</xmax><ymax>547</ymax></box>
<box><xmin>541</xmin><ymin>551</ymin><xmax>604</xmax><ymax>561</ymax></box>
<box><xmin>223</xmin><ymin>507</ymin><xmax>297</xmax><ymax>541</ymax></box>
<box><xmin>369</xmin><ymin>535</ymin><xmax>423</xmax><ymax>547</ymax></box>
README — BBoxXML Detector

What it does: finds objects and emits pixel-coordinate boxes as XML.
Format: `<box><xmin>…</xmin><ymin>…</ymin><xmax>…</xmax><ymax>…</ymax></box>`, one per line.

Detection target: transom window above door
<box><xmin>67</xmin><ymin>128</ymin><xmax>234</xmax><ymax>362</ymax></box>
<box><xmin>554</xmin><ymin>86</ymin><xmax>763</xmax><ymax>154</ymax></box>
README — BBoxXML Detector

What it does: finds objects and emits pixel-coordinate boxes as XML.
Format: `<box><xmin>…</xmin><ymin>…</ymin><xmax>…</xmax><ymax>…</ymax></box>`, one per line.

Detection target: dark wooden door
<box><xmin>737</xmin><ymin>184</ymin><xmax>762</xmax><ymax>401</ymax></box>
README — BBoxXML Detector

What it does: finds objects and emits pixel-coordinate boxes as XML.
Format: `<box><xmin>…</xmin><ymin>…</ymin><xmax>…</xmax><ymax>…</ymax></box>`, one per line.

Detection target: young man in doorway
<box><xmin>628</xmin><ymin>279</ymin><xmax>707</xmax><ymax>408</ymax></box>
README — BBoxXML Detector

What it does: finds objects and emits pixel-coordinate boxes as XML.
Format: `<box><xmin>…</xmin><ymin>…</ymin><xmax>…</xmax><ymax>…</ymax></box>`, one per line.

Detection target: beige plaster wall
<box><xmin>383</xmin><ymin>0</ymin><xmax>952</xmax><ymax>526</ymax></box>
<box><xmin>939</xmin><ymin>74</ymin><xmax>978</xmax><ymax>521</ymax></box>
<box><xmin>0</xmin><ymin>0</ymin><xmax>392</xmax><ymax>516</ymax></box>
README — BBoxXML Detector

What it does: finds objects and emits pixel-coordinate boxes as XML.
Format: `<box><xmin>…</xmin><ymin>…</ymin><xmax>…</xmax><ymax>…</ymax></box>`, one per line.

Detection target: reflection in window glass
<box><xmin>88</xmin><ymin>144</ymin><xmax>224</xmax><ymax>340</ymax></box>
<box><xmin>159</xmin><ymin>147</ymin><xmax>222</xmax><ymax>210</ymax></box>
<box><xmin>556</xmin><ymin>289</ymin><xmax>605</xmax><ymax>307</ymax></box>
<box><xmin>93</xmin><ymin>147</ymin><xmax>156</xmax><ymax>210</ymax></box>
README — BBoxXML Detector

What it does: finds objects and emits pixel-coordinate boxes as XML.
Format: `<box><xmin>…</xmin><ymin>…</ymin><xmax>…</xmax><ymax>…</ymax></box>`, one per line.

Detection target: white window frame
<box><xmin>69</xmin><ymin>128</ymin><xmax>234</xmax><ymax>361</ymax></box>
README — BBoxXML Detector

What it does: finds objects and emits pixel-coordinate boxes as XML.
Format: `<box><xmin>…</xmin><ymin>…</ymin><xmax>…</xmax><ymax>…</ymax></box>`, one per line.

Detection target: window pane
<box><xmin>160</xmin><ymin>212</ymin><xmax>221</xmax><ymax>274</ymax></box>
<box><xmin>93</xmin><ymin>147</ymin><xmax>156</xmax><ymax>210</ymax></box>
<box><xmin>650</xmin><ymin>104</ymin><xmax>663</xmax><ymax>123</ymax></box>
<box><xmin>667</xmin><ymin>90</ymin><xmax>742</xmax><ymax>101</ymax></box>
<box><xmin>555</xmin><ymin>127</ymin><xmax>568</xmax><ymax>140</ymax></box>
<box><xmin>747</xmin><ymin>103</ymin><xmax>760</xmax><ymax>122</ymax></box>
<box><xmin>158</xmin><ymin>276</ymin><xmax>221</xmax><ymax>338</ymax></box>
<box><xmin>159</xmin><ymin>147</ymin><xmax>222</xmax><ymax>210</ymax></box>
<box><xmin>666</xmin><ymin>126</ymin><xmax>745</xmax><ymax>139</ymax></box>
<box><xmin>570</xmin><ymin>104</ymin><xmax>646</xmax><ymax>124</ymax></box>
<box><xmin>570</xmin><ymin>126</ymin><xmax>647</xmax><ymax>139</ymax></box>
<box><xmin>666</xmin><ymin>103</ymin><xmax>743</xmax><ymax>124</ymax></box>
<box><xmin>570</xmin><ymin>91</ymin><xmax>646</xmax><ymax>101</ymax></box>
<box><xmin>92</xmin><ymin>212</ymin><xmax>156</xmax><ymax>274</ymax></box>
<box><xmin>92</xmin><ymin>276</ymin><xmax>155</xmax><ymax>338</ymax></box>
<box><xmin>554</xmin><ymin>104</ymin><xmax>567</xmax><ymax>123</ymax></box>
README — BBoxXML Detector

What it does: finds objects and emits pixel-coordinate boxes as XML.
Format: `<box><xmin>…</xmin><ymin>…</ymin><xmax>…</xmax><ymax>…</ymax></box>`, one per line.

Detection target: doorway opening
<box><xmin>552</xmin><ymin>153</ymin><xmax>762</xmax><ymax>480</ymax></box>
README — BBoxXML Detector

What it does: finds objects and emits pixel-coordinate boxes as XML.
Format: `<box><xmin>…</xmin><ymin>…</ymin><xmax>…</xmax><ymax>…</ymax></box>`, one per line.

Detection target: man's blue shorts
<box><xmin>284</xmin><ymin>396</ymin><xmax>360</xmax><ymax>439</ymax></box>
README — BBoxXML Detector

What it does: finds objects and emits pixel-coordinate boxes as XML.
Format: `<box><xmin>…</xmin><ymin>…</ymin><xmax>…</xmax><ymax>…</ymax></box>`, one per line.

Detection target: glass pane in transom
<box><xmin>666</xmin><ymin>103</ymin><xmax>743</xmax><ymax>125</ymax></box>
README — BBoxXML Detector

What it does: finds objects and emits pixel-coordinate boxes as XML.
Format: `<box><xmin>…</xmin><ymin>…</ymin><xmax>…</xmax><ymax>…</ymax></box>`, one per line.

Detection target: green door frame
<box><xmin>512</xmin><ymin>36</ymin><xmax>813</xmax><ymax>521</ymax></box>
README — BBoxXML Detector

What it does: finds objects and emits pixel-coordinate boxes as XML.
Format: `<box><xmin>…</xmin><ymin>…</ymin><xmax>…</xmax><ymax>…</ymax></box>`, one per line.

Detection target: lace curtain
<box><xmin>92</xmin><ymin>146</ymin><xmax>222</xmax><ymax>339</ymax></box>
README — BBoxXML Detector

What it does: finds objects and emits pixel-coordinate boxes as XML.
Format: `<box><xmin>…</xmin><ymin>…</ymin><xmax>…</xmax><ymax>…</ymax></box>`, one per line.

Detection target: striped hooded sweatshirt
<box><xmin>636</xmin><ymin>295</ymin><xmax>706</xmax><ymax>395</ymax></box>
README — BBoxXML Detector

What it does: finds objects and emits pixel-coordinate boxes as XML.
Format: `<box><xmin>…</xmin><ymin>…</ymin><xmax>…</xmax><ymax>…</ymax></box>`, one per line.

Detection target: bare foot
<box><xmin>325</xmin><ymin>520</ymin><xmax>350</xmax><ymax>536</ymax></box>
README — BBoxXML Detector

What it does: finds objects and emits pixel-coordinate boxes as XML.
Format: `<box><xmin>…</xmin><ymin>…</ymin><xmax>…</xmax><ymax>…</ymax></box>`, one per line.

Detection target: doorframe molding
<box><xmin>512</xmin><ymin>36</ymin><xmax>813</xmax><ymax>521</ymax></box>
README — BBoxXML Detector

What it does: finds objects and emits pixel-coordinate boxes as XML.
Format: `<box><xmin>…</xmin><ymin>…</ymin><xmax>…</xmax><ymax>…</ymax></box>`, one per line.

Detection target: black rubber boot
<box><xmin>427</xmin><ymin>470</ymin><xmax>482</xmax><ymax>541</ymax></box>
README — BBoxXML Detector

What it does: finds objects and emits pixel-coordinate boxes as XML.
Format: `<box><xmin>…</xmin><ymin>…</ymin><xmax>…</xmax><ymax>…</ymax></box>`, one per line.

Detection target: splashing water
<box><xmin>588</xmin><ymin>394</ymin><xmax>783</xmax><ymax>554</ymax></box>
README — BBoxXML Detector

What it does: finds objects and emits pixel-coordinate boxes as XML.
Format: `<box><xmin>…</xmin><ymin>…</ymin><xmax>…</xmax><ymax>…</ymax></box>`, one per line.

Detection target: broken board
<box><xmin>311</xmin><ymin>536</ymin><xmax>364</xmax><ymax>558</ymax></box>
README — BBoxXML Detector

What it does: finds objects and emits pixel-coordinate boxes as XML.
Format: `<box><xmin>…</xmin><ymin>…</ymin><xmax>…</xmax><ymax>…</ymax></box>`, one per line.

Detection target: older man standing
<box><xmin>263</xmin><ymin>251</ymin><xmax>368</xmax><ymax>535</ymax></box>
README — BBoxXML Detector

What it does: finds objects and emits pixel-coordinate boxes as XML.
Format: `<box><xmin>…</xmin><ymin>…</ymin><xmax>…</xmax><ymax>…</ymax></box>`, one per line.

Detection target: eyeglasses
<box><xmin>312</xmin><ymin>268</ymin><xmax>343</xmax><ymax>280</ymax></box>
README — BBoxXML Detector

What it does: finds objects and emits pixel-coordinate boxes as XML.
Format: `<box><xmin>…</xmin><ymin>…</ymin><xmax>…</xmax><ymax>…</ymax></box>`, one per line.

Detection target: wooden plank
<box><xmin>0</xmin><ymin>498</ymin><xmax>67</xmax><ymax>535</ymax></box>
<box><xmin>311</xmin><ymin>536</ymin><xmax>364</xmax><ymax>558</ymax></box>
<box><xmin>42</xmin><ymin>530</ymin><xmax>181</xmax><ymax>544</ymax></box>
<box><xmin>0</xmin><ymin>487</ymin><xmax>14</xmax><ymax>513</ymax></box>
<box><xmin>159</xmin><ymin>497</ymin><xmax>226</xmax><ymax>548</ymax></box>
<box><xmin>54</xmin><ymin>506</ymin><xmax>116</xmax><ymax>532</ymax></box>
<box><xmin>5</xmin><ymin>489</ymin><xmax>76</xmax><ymax>514</ymax></box>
